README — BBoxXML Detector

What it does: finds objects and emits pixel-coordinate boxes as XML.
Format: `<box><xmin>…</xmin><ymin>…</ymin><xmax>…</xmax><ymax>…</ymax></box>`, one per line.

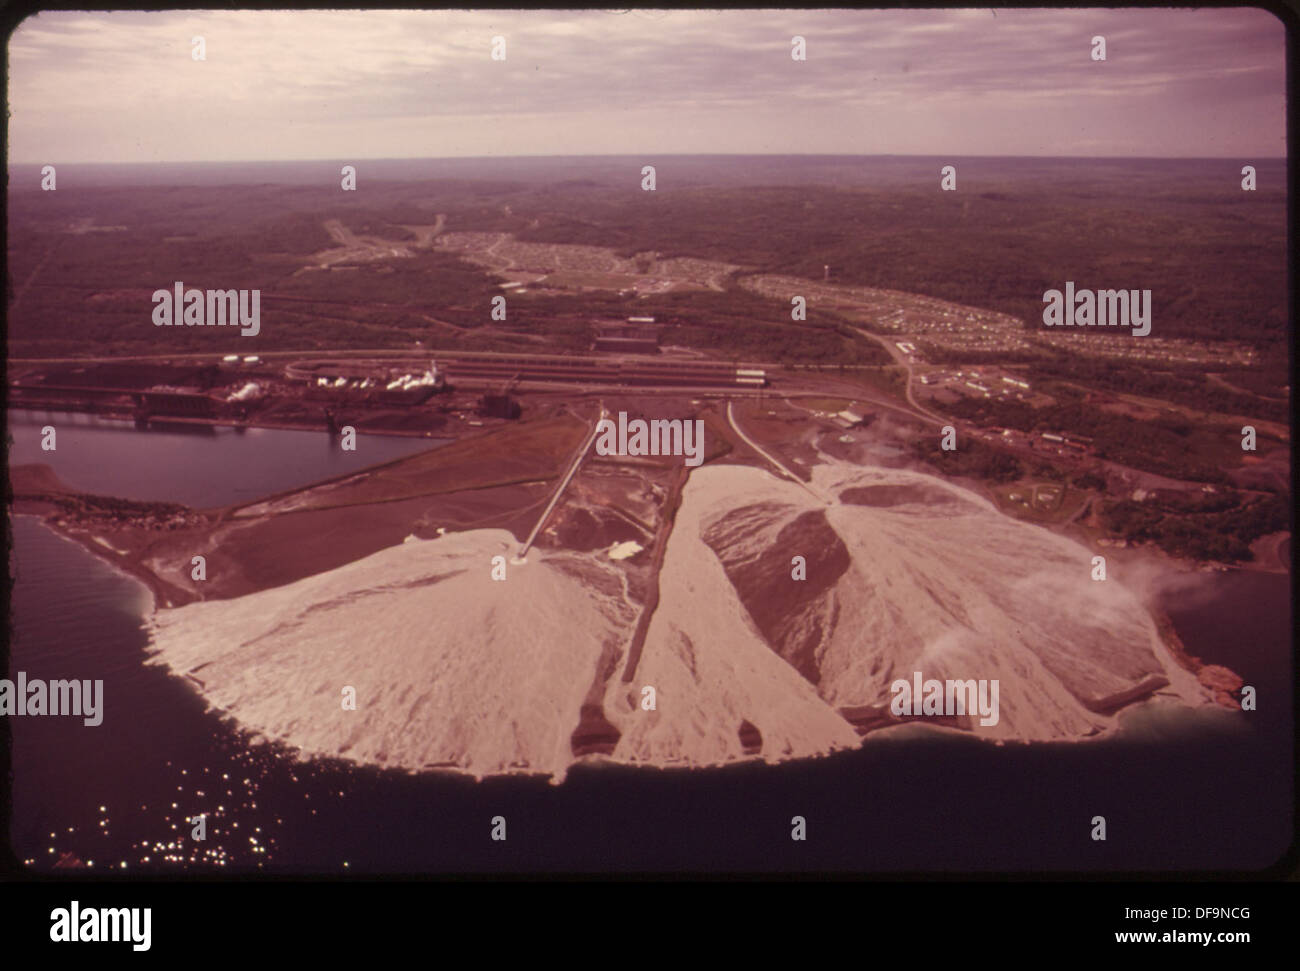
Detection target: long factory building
<box><xmin>288</xmin><ymin>353</ymin><xmax>767</xmax><ymax>390</ymax></box>
<box><xmin>442</xmin><ymin>352</ymin><xmax>766</xmax><ymax>388</ymax></box>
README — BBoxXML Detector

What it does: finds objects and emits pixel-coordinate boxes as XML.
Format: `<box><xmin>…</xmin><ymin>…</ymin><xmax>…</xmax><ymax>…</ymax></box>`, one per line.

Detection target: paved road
<box><xmin>726</xmin><ymin>400</ymin><xmax>830</xmax><ymax>505</ymax></box>
<box><xmin>849</xmin><ymin>326</ymin><xmax>948</xmax><ymax>426</ymax></box>
<box><xmin>781</xmin><ymin>381</ymin><xmax>943</xmax><ymax>426</ymax></box>
<box><xmin>1205</xmin><ymin>371</ymin><xmax>1285</xmax><ymax>402</ymax></box>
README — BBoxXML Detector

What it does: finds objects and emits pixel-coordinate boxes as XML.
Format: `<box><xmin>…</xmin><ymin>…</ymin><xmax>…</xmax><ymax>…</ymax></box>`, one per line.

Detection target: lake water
<box><xmin>7</xmin><ymin>409</ymin><xmax>443</xmax><ymax>508</ymax></box>
<box><xmin>6</xmin><ymin>411</ymin><xmax>1292</xmax><ymax>873</ymax></box>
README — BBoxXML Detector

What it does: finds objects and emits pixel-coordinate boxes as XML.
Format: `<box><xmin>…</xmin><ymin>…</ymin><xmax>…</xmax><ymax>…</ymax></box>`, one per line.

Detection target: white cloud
<box><xmin>6</xmin><ymin>8</ymin><xmax>1285</xmax><ymax>162</ymax></box>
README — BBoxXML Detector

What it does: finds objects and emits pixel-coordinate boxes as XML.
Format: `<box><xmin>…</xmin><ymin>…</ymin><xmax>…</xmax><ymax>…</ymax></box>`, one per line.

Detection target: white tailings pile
<box><xmin>145</xmin><ymin>461</ymin><xmax>1211</xmax><ymax>782</ymax></box>
<box><xmin>615</xmin><ymin>461</ymin><xmax>1205</xmax><ymax>752</ymax></box>
<box><xmin>146</xmin><ymin>529</ymin><xmax>634</xmax><ymax>779</ymax></box>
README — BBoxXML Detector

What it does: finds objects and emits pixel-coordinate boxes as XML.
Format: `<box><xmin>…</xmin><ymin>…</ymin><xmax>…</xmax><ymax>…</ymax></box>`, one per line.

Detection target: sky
<box><xmin>6</xmin><ymin>7</ymin><xmax>1287</xmax><ymax>163</ymax></box>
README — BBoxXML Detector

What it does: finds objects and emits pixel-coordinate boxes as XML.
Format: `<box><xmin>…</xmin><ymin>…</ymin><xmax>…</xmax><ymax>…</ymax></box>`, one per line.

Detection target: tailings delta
<box><xmin>6</xmin><ymin>410</ymin><xmax>1291</xmax><ymax>872</ymax></box>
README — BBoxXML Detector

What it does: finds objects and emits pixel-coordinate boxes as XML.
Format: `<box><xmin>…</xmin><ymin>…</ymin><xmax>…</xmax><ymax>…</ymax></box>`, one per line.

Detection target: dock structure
<box><xmin>516</xmin><ymin>407</ymin><xmax>605</xmax><ymax>560</ymax></box>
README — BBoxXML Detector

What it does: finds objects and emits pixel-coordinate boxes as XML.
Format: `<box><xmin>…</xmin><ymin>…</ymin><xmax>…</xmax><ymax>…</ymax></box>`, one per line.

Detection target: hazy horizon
<box><xmin>10</xmin><ymin>151</ymin><xmax>1291</xmax><ymax>165</ymax></box>
<box><xmin>9</xmin><ymin>154</ymin><xmax>1286</xmax><ymax>190</ymax></box>
<box><xmin>8</xmin><ymin>8</ymin><xmax>1286</xmax><ymax>164</ymax></box>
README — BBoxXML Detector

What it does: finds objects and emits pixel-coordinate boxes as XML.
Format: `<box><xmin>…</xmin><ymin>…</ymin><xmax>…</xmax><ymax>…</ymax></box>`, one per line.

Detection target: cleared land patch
<box><xmin>437</xmin><ymin>232</ymin><xmax>744</xmax><ymax>295</ymax></box>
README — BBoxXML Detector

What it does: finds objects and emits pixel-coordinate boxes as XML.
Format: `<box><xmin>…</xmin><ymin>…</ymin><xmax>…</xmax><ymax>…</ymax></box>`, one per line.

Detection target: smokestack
<box><xmin>823</xmin><ymin>265</ymin><xmax>830</xmax><ymax>281</ymax></box>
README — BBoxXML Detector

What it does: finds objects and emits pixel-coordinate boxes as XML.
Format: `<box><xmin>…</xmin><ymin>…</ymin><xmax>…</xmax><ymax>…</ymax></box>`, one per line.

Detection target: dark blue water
<box><xmin>6</xmin><ymin>414</ymin><xmax>1292</xmax><ymax>873</ymax></box>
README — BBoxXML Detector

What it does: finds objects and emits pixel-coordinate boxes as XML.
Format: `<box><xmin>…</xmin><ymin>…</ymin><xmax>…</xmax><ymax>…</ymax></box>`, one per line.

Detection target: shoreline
<box><xmin>12</xmin><ymin>513</ymin><xmax>159</xmax><ymax>616</ymax></box>
<box><xmin>9</xmin><ymin>404</ymin><xmax>463</xmax><ymax>440</ymax></box>
<box><xmin>140</xmin><ymin>688</ymin><xmax>1245</xmax><ymax>789</ymax></box>
<box><xmin>10</xmin><ymin>416</ymin><xmax>1272</xmax><ymax>782</ymax></box>
<box><xmin>13</xmin><ymin>476</ymin><xmax>1254</xmax><ymax>784</ymax></box>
